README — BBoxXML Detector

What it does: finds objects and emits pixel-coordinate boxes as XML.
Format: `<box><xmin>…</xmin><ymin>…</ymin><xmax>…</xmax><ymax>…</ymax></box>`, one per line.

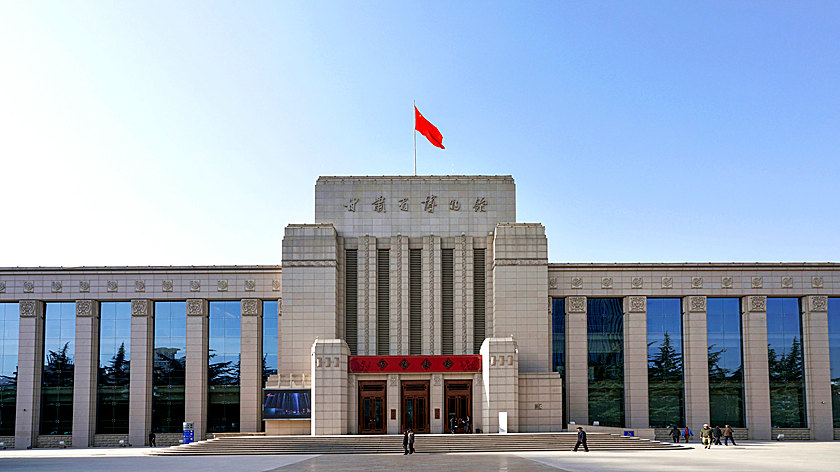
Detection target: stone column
<box><xmin>801</xmin><ymin>295</ymin><xmax>833</xmax><ymax>440</ymax></box>
<box><xmin>310</xmin><ymin>339</ymin><xmax>349</xmax><ymax>435</ymax></box>
<box><xmin>422</xmin><ymin>235</ymin><xmax>441</xmax><ymax>355</ymax></box>
<box><xmin>623</xmin><ymin>296</ymin><xmax>649</xmax><ymax>428</ymax></box>
<box><xmin>390</xmin><ymin>236</ymin><xmax>409</xmax><ymax>355</ymax></box>
<box><xmin>386</xmin><ymin>374</ymin><xmax>399</xmax><ymax>434</ymax></box>
<box><xmin>741</xmin><ymin>295</ymin><xmax>771</xmax><ymax>439</ymax></box>
<box><xmin>453</xmin><ymin>235</ymin><xmax>474</xmax><ymax>355</ymax></box>
<box><xmin>358</xmin><ymin>235</ymin><xmax>376</xmax><ymax>355</ymax></box>
<box><xmin>682</xmin><ymin>296</ymin><xmax>710</xmax><ymax>430</ymax></box>
<box><xmin>129</xmin><ymin>300</ymin><xmax>153</xmax><ymax>447</ymax></box>
<box><xmin>480</xmin><ymin>337</ymin><xmax>519</xmax><ymax>433</ymax></box>
<box><xmin>240</xmin><ymin>299</ymin><xmax>263</xmax><ymax>433</ymax></box>
<box><xmin>430</xmin><ymin>374</ymin><xmax>444</xmax><ymax>433</ymax></box>
<box><xmin>347</xmin><ymin>374</ymin><xmax>358</xmax><ymax>434</ymax></box>
<box><xmin>185</xmin><ymin>299</ymin><xmax>208</xmax><ymax>440</ymax></box>
<box><xmin>565</xmin><ymin>296</ymin><xmax>588</xmax><ymax>426</ymax></box>
<box><xmin>72</xmin><ymin>300</ymin><xmax>100</xmax><ymax>447</ymax></box>
<box><xmin>14</xmin><ymin>301</ymin><xmax>44</xmax><ymax>449</ymax></box>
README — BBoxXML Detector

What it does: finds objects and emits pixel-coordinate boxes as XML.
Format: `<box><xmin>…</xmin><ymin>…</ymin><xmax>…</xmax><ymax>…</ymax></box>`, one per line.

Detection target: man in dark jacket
<box><xmin>149</xmin><ymin>431</ymin><xmax>156</xmax><ymax>447</ymax></box>
<box><xmin>403</xmin><ymin>430</ymin><xmax>409</xmax><ymax>455</ymax></box>
<box><xmin>573</xmin><ymin>427</ymin><xmax>589</xmax><ymax>452</ymax></box>
<box><xmin>713</xmin><ymin>426</ymin><xmax>722</xmax><ymax>445</ymax></box>
<box><xmin>669</xmin><ymin>426</ymin><xmax>680</xmax><ymax>443</ymax></box>
<box><xmin>722</xmin><ymin>425</ymin><xmax>736</xmax><ymax>446</ymax></box>
<box><xmin>408</xmin><ymin>429</ymin><xmax>416</xmax><ymax>454</ymax></box>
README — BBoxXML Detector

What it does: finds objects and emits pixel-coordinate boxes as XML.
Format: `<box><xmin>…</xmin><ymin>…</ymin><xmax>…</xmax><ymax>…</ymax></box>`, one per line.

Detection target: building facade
<box><xmin>0</xmin><ymin>175</ymin><xmax>838</xmax><ymax>448</ymax></box>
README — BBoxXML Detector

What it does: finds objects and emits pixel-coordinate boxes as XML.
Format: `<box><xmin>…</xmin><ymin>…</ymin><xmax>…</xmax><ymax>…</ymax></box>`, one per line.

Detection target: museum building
<box><xmin>0</xmin><ymin>175</ymin><xmax>839</xmax><ymax>449</ymax></box>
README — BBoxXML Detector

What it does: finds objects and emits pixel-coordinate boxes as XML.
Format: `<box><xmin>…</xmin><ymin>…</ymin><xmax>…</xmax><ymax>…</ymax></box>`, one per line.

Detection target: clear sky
<box><xmin>1</xmin><ymin>1</ymin><xmax>838</xmax><ymax>266</ymax></box>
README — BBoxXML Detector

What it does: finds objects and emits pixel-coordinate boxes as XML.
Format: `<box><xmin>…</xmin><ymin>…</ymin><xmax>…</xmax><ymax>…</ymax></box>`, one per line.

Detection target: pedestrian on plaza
<box><xmin>403</xmin><ymin>429</ymin><xmax>410</xmax><ymax>455</ymax></box>
<box><xmin>669</xmin><ymin>426</ymin><xmax>681</xmax><ymax>443</ymax></box>
<box><xmin>573</xmin><ymin>426</ymin><xmax>589</xmax><ymax>452</ymax></box>
<box><xmin>409</xmin><ymin>429</ymin><xmax>416</xmax><ymax>454</ymax></box>
<box><xmin>700</xmin><ymin>424</ymin><xmax>713</xmax><ymax>449</ymax></box>
<box><xmin>682</xmin><ymin>426</ymin><xmax>693</xmax><ymax>443</ymax></box>
<box><xmin>450</xmin><ymin>415</ymin><xmax>457</xmax><ymax>434</ymax></box>
<box><xmin>149</xmin><ymin>431</ymin><xmax>156</xmax><ymax>447</ymax></box>
<box><xmin>722</xmin><ymin>425</ymin><xmax>736</xmax><ymax>446</ymax></box>
<box><xmin>713</xmin><ymin>425</ymin><xmax>722</xmax><ymax>445</ymax></box>
<box><xmin>465</xmin><ymin>415</ymin><xmax>472</xmax><ymax>434</ymax></box>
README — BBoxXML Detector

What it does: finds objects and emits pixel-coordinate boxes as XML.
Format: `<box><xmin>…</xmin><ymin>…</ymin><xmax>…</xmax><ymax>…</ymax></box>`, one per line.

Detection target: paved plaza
<box><xmin>0</xmin><ymin>441</ymin><xmax>838</xmax><ymax>471</ymax></box>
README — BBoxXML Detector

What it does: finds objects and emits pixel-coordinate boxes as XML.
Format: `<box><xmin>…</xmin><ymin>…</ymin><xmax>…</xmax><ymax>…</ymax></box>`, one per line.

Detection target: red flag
<box><xmin>414</xmin><ymin>106</ymin><xmax>445</xmax><ymax>149</ymax></box>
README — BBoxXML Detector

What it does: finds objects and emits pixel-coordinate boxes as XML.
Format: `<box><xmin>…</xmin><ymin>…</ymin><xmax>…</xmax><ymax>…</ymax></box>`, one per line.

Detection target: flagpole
<box><xmin>413</xmin><ymin>100</ymin><xmax>417</xmax><ymax>175</ymax></box>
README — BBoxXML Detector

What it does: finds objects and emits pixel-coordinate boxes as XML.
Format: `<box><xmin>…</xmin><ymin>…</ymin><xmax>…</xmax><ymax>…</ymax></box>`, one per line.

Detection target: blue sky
<box><xmin>1</xmin><ymin>1</ymin><xmax>838</xmax><ymax>265</ymax></box>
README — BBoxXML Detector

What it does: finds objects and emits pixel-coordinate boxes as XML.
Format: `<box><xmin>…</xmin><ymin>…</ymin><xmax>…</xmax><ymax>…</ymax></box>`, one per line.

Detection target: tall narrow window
<box><xmin>767</xmin><ymin>298</ymin><xmax>806</xmax><ymax>428</ymax></box>
<box><xmin>263</xmin><ymin>300</ymin><xmax>278</xmax><ymax>384</ymax></box>
<box><xmin>707</xmin><ymin>298</ymin><xmax>745</xmax><ymax>427</ymax></box>
<box><xmin>409</xmin><ymin>249</ymin><xmax>422</xmax><ymax>355</ymax></box>
<box><xmin>551</xmin><ymin>298</ymin><xmax>565</xmax><ymax>377</ymax></box>
<box><xmin>587</xmin><ymin>298</ymin><xmax>624</xmax><ymax>427</ymax></box>
<box><xmin>345</xmin><ymin>249</ymin><xmax>358</xmax><ymax>355</ymax></box>
<box><xmin>646</xmin><ymin>298</ymin><xmax>684</xmax><ymax>428</ymax></box>
<box><xmin>828</xmin><ymin>298</ymin><xmax>840</xmax><ymax>428</ymax></box>
<box><xmin>153</xmin><ymin>301</ymin><xmax>186</xmax><ymax>433</ymax></box>
<box><xmin>441</xmin><ymin>248</ymin><xmax>454</xmax><ymax>355</ymax></box>
<box><xmin>41</xmin><ymin>302</ymin><xmax>75</xmax><ymax>435</ymax></box>
<box><xmin>97</xmin><ymin>302</ymin><xmax>131</xmax><ymax>434</ymax></box>
<box><xmin>473</xmin><ymin>249</ymin><xmax>486</xmax><ymax>354</ymax></box>
<box><xmin>208</xmin><ymin>301</ymin><xmax>241</xmax><ymax>433</ymax></box>
<box><xmin>0</xmin><ymin>303</ymin><xmax>19</xmax><ymax>436</ymax></box>
<box><xmin>377</xmin><ymin>249</ymin><xmax>390</xmax><ymax>355</ymax></box>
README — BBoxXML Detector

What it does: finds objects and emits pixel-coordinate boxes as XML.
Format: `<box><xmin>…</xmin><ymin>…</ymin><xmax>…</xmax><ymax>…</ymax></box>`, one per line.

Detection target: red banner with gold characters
<box><xmin>348</xmin><ymin>355</ymin><xmax>481</xmax><ymax>373</ymax></box>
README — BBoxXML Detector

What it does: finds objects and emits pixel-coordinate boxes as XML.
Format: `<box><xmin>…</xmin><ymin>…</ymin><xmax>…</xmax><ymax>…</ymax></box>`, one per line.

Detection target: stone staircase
<box><xmin>152</xmin><ymin>432</ymin><xmax>684</xmax><ymax>455</ymax></box>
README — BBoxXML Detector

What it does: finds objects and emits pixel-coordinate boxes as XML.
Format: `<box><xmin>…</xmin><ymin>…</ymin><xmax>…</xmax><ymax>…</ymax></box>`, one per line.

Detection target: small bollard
<box><xmin>58</xmin><ymin>440</ymin><xmax>66</xmax><ymax>448</ymax></box>
<box><xmin>776</xmin><ymin>433</ymin><xmax>785</xmax><ymax>441</ymax></box>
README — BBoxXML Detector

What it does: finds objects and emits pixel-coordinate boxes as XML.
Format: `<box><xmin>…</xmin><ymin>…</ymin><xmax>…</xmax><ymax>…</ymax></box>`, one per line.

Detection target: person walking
<box><xmin>682</xmin><ymin>426</ymin><xmax>693</xmax><ymax>443</ymax></box>
<box><xmin>149</xmin><ymin>431</ymin><xmax>156</xmax><ymax>447</ymax></box>
<box><xmin>465</xmin><ymin>415</ymin><xmax>472</xmax><ymax>434</ymax></box>
<box><xmin>573</xmin><ymin>427</ymin><xmax>589</xmax><ymax>452</ymax></box>
<box><xmin>700</xmin><ymin>424</ymin><xmax>713</xmax><ymax>449</ymax></box>
<box><xmin>669</xmin><ymin>426</ymin><xmax>680</xmax><ymax>443</ymax></box>
<box><xmin>722</xmin><ymin>425</ymin><xmax>736</xmax><ymax>446</ymax></box>
<box><xmin>408</xmin><ymin>429</ymin><xmax>416</xmax><ymax>454</ymax></box>
<box><xmin>403</xmin><ymin>429</ymin><xmax>410</xmax><ymax>455</ymax></box>
<box><xmin>713</xmin><ymin>425</ymin><xmax>722</xmax><ymax>446</ymax></box>
<box><xmin>449</xmin><ymin>415</ymin><xmax>457</xmax><ymax>434</ymax></box>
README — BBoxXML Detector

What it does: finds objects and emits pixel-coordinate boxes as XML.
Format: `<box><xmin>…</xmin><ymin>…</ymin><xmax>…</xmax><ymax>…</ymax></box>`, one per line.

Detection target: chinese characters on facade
<box><xmin>344</xmin><ymin>195</ymin><xmax>488</xmax><ymax>214</ymax></box>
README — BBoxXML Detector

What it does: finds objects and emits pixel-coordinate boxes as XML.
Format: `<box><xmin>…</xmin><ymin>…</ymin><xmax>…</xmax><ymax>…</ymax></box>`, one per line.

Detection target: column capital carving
<box><xmin>686</xmin><ymin>295</ymin><xmax>707</xmax><ymax>313</ymax></box>
<box><xmin>241</xmin><ymin>298</ymin><xmax>261</xmax><ymax>316</ymax></box>
<box><xmin>566</xmin><ymin>296</ymin><xmax>586</xmax><ymax>314</ymax></box>
<box><xmin>19</xmin><ymin>300</ymin><xmax>42</xmax><ymax>318</ymax></box>
<box><xmin>186</xmin><ymin>299</ymin><xmax>207</xmax><ymax>317</ymax></box>
<box><xmin>625</xmin><ymin>296</ymin><xmax>646</xmax><ymax>313</ymax></box>
<box><xmin>75</xmin><ymin>300</ymin><xmax>97</xmax><ymax>317</ymax></box>
<box><xmin>744</xmin><ymin>295</ymin><xmax>766</xmax><ymax>313</ymax></box>
<box><xmin>131</xmin><ymin>300</ymin><xmax>152</xmax><ymax>317</ymax></box>
<box><xmin>806</xmin><ymin>295</ymin><xmax>828</xmax><ymax>313</ymax></box>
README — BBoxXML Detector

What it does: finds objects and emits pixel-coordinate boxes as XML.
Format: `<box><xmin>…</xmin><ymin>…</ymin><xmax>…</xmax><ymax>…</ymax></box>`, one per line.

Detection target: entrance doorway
<box><xmin>358</xmin><ymin>381</ymin><xmax>386</xmax><ymax>434</ymax></box>
<box><xmin>400</xmin><ymin>380</ymin><xmax>429</xmax><ymax>434</ymax></box>
<box><xmin>444</xmin><ymin>380</ymin><xmax>472</xmax><ymax>433</ymax></box>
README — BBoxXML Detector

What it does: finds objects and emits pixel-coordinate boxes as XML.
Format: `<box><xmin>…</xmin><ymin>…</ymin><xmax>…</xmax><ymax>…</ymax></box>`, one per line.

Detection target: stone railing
<box><xmin>36</xmin><ymin>435</ymin><xmax>72</xmax><ymax>448</ymax></box>
<box><xmin>0</xmin><ymin>436</ymin><xmax>15</xmax><ymax>449</ymax></box>
<box><xmin>93</xmin><ymin>434</ymin><xmax>130</xmax><ymax>447</ymax></box>
<box><xmin>771</xmin><ymin>427</ymin><xmax>810</xmax><ymax>440</ymax></box>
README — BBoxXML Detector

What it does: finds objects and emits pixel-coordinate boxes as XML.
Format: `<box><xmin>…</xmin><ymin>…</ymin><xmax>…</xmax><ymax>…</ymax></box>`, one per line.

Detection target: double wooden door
<box><xmin>401</xmin><ymin>380</ymin><xmax>429</xmax><ymax>434</ymax></box>
<box><xmin>358</xmin><ymin>381</ymin><xmax>386</xmax><ymax>434</ymax></box>
<box><xmin>444</xmin><ymin>380</ymin><xmax>472</xmax><ymax>433</ymax></box>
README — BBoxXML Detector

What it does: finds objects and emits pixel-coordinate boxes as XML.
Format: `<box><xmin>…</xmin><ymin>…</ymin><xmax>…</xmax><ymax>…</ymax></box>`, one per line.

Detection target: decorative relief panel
<box><xmin>811</xmin><ymin>276</ymin><xmax>824</xmax><ymax>289</ymax></box>
<box><xmin>571</xmin><ymin>277</ymin><xmax>583</xmax><ymax>289</ymax></box>
<box><xmin>187</xmin><ymin>299</ymin><xmax>206</xmax><ymax>316</ymax></box>
<box><xmin>244</xmin><ymin>279</ymin><xmax>256</xmax><ymax>291</ymax></box>
<box><xmin>51</xmin><ymin>281</ymin><xmax>63</xmax><ymax>293</ymax></box>
<box><xmin>601</xmin><ymin>277</ymin><xmax>613</xmax><ymax>289</ymax></box>
<box><xmin>272</xmin><ymin>279</ymin><xmax>281</xmax><ymax>291</ymax></box>
<box><xmin>389</xmin><ymin>375</ymin><xmax>399</xmax><ymax>387</ymax></box>
<box><xmin>162</xmin><ymin>280</ymin><xmax>174</xmax><ymax>292</ymax></box>
<box><xmin>131</xmin><ymin>300</ymin><xmax>150</xmax><ymax>316</ymax></box>
<box><xmin>688</xmin><ymin>296</ymin><xmax>707</xmax><ymax>313</ymax></box>
<box><xmin>134</xmin><ymin>280</ymin><xmax>145</xmax><ymax>292</ymax></box>
<box><xmin>661</xmin><ymin>277</ymin><xmax>673</xmax><ymax>289</ymax></box>
<box><xmin>433</xmin><ymin>374</ymin><xmax>442</xmax><ymax>386</ymax></box>
<box><xmin>721</xmin><ymin>277</ymin><xmax>734</xmax><ymax>289</ymax></box>
<box><xmin>217</xmin><ymin>280</ymin><xmax>228</xmax><ymax>292</ymax></box>
<box><xmin>548</xmin><ymin>277</ymin><xmax>558</xmax><ymax>289</ymax></box>
<box><xmin>751</xmin><ymin>277</ymin><xmax>763</xmax><ymax>289</ymax></box>
<box><xmin>283</xmin><ymin>260</ymin><xmax>337</xmax><ymax>268</ymax></box>
<box><xmin>20</xmin><ymin>301</ymin><xmax>37</xmax><ymax>317</ymax></box>
<box><xmin>0</xmin><ymin>281</ymin><xmax>5</xmax><ymax>293</ymax></box>
<box><xmin>79</xmin><ymin>281</ymin><xmax>90</xmax><ymax>293</ymax></box>
<box><xmin>781</xmin><ymin>276</ymin><xmax>794</xmax><ymax>289</ymax></box>
<box><xmin>808</xmin><ymin>296</ymin><xmax>828</xmax><ymax>313</ymax></box>
<box><xmin>75</xmin><ymin>300</ymin><xmax>93</xmax><ymax>317</ymax></box>
<box><xmin>631</xmin><ymin>277</ymin><xmax>643</xmax><ymax>289</ymax></box>
<box><xmin>190</xmin><ymin>280</ymin><xmax>201</xmax><ymax>292</ymax></box>
<box><xmin>494</xmin><ymin>258</ymin><xmax>547</xmax><ymax>266</ymax></box>
<box><xmin>691</xmin><ymin>277</ymin><xmax>703</xmax><ymax>289</ymax></box>
<box><xmin>107</xmin><ymin>280</ymin><xmax>118</xmax><ymax>292</ymax></box>
<box><xmin>241</xmin><ymin>299</ymin><xmax>259</xmax><ymax>316</ymax></box>
<box><xmin>747</xmin><ymin>296</ymin><xmax>767</xmax><ymax>312</ymax></box>
<box><xmin>23</xmin><ymin>281</ymin><xmax>34</xmax><ymax>293</ymax></box>
<box><xmin>567</xmin><ymin>296</ymin><xmax>586</xmax><ymax>314</ymax></box>
<box><xmin>627</xmin><ymin>296</ymin><xmax>646</xmax><ymax>313</ymax></box>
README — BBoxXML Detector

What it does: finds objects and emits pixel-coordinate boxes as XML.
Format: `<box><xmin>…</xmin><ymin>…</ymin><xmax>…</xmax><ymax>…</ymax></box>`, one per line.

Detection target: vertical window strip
<box><xmin>707</xmin><ymin>298</ymin><xmax>745</xmax><ymax>427</ymax></box>
<box><xmin>827</xmin><ymin>298</ymin><xmax>840</xmax><ymax>428</ymax></box>
<box><xmin>0</xmin><ymin>303</ymin><xmax>19</xmax><ymax>436</ymax></box>
<box><xmin>472</xmin><ymin>249</ymin><xmax>486</xmax><ymax>354</ymax></box>
<box><xmin>441</xmin><ymin>248</ymin><xmax>454</xmax><ymax>355</ymax></box>
<box><xmin>377</xmin><ymin>249</ymin><xmax>390</xmax><ymax>355</ymax></box>
<box><xmin>41</xmin><ymin>302</ymin><xmax>75</xmax><ymax>435</ymax></box>
<box><xmin>646</xmin><ymin>298</ymin><xmax>684</xmax><ymax>428</ymax></box>
<box><xmin>96</xmin><ymin>302</ymin><xmax>131</xmax><ymax>434</ymax></box>
<box><xmin>152</xmin><ymin>301</ymin><xmax>186</xmax><ymax>433</ymax></box>
<box><xmin>766</xmin><ymin>298</ymin><xmax>807</xmax><ymax>428</ymax></box>
<box><xmin>409</xmin><ymin>249</ymin><xmax>422</xmax><ymax>355</ymax></box>
<box><xmin>345</xmin><ymin>249</ymin><xmax>358</xmax><ymax>355</ymax></box>
<box><xmin>208</xmin><ymin>300</ymin><xmax>241</xmax><ymax>433</ymax></box>
<box><xmin>587</xmin><ymin>298</ymin><xmax>624</xmax><ymax>427</ymax></box>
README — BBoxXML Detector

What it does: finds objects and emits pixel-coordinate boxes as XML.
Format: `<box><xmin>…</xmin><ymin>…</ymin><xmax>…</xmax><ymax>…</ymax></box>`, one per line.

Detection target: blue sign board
<box><xmin>183</xmin><ymin>422</ymin><xmax>195</xmax><ymax>444</ymax></box>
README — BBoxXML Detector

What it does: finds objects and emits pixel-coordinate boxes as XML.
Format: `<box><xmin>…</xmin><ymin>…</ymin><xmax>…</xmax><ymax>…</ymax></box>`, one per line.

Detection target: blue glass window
<box><xmin>0</xmin><ymin>303</ymin><xmax>19</xmax><ymax>435</ymax></box>
<box><xmin>153</xmin><ymin>301</ymin><xmax>186</xmax><ymax>433</ymax></box>
<box><xmin>587</xmin><ymin>298</ymin><xmax>624</xmax><ymax>427</ymax></box>
<box><xmin>41</xmin><ymin>302</ymin><xmax>75</xmax><ymax>435</ymax></box>
<box><xmin>97</xmin><ymin>302</ymin><xmax>131</xmax><ymax>434</ymax></box>
<box><xmin>208</xmin><ymin>301</ymin><xmax>241</xmax><ymax>433</ymax></box>
<box><xmin>263</xmin><ymin>300</ymin><xmax>278</xmax><ymax>385</ymax></box>
<box><xmin>767</xmin><ymin>298</ymin><xmax>806</xmax><ymax>428</ymax></box>
<box><xmin>647</xmin><ymin>298</ymin><xmax>684</xmax><ymax>428</ymax></box>
<box><xmin>551</xmin><ymin>298</ymin><xmax>565</xmax><ymax>378</ymax></box>
<box><xmin>707</xmin><ymin>298</ymin><xmax>745</xmax><ymax>427</ymax></box>
<box><xmin>827</xmin><ymin>298</ymin><xmax>840</xmax><ymax>428</ymax></box>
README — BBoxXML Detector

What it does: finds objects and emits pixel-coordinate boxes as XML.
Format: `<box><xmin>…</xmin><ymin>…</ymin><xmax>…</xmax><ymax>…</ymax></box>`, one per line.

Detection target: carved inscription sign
<box><xmin>341</xmin><ymin>194</ymin><xmax>490</xmax><ymax>214</ymax></box>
